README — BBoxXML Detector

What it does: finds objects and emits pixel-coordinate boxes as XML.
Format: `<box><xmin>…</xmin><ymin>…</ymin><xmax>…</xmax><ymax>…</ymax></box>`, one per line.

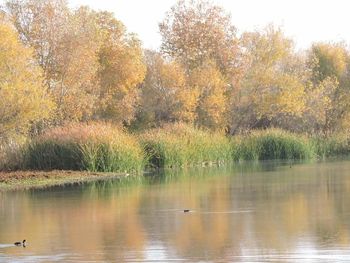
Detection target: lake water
<box><xmin>2</xmin><ymin>159</ymin><xmax>350</xmax><ymax>262</ymax></box>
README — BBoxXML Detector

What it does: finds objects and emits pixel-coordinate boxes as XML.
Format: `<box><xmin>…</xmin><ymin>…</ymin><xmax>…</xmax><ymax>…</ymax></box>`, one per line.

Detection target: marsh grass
<box><xmin>0</xmin><ymin>137</ymin><xmax>26</xmax><ymax>171</ymax></box>
<box><xmin>311</xmin><ymin>133</ymin><xmax>350</xmax><ymax>159</ymax></box>
<box><xmin>231</xmin><ymin>129</ymin><xmax>315</xmax><ymax>161</ymax></box>
<box><xmin>23</xmin><ymin>123</ymin><xmax>144</xmax><ymax>173</ymax></box>
<box><xmin>3</xmin><ymin>124</ymin><xmax>350</xmax><ymax>173</ymax></box>
<box><xmin>139</xmin><ymin>123</ymin><xmax>231</xmax><ymax>168</ymax></box>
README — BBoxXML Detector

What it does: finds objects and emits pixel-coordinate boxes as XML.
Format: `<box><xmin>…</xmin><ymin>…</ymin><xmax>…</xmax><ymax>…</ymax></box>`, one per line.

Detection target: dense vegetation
<box><xmin>232</xmin><ymin>129</ymin><xmax>314</xmax><ymax>161</ymax></box>
<box><xmin>1</xmin><ymin>123</ymin><xmax>350</xmax><ymax>172</ymax></box>
<box><xmin>139</xmin><ymin>123</ymin><xmax>231</xmax><ymax>168</ymax></box>
<box><xmin>1</xmin><ymin>0</ymin><xmax>350</xmax><ymax>172</ymax></box>
<box><xmin>23</xmin><ymin>123</ymin><xmax>144</xmax><ymax>173</ymax></box>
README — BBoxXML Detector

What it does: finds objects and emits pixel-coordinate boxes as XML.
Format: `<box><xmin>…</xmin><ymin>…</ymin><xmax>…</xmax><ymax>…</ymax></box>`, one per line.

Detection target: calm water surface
<box><xmin>2</xmin><ymin>160</ymin><xmax>350</xmax><ymax>262</ymax></box>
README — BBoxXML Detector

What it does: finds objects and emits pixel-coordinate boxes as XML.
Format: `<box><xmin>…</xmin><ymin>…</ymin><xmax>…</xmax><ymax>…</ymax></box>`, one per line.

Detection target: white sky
<box><xmin>4</xmin><ymin>0</ymin><xmax>350</xmax><ymax>50</ymax></box>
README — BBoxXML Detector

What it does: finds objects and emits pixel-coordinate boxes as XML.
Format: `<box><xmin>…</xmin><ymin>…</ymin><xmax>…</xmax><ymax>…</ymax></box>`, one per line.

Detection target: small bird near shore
<box><xmin>184</xmin><ymin>209</ymin><xmax>190</xmax><ymax>213</ymax></box>
<box><xmin>14</xmin><ymin>240</ymin><xmax>26</xmax><ymax>247</ymax></box>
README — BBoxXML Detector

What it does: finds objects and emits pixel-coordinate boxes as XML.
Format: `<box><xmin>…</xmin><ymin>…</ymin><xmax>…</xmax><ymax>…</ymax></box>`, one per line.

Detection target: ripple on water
<box><xmin>0</xmin><ymin>253</ymin><xmax>79</xmax><ymax>263</ymax></box>
<box><xmin>156</xmin><ymin>209</ymin><xmax>253</xmax><ymax>214</ymax></box>
<box><xmin>0</xmin><ymin>244</ymin><xmax>14</xmax><ymax>248</ymax></box>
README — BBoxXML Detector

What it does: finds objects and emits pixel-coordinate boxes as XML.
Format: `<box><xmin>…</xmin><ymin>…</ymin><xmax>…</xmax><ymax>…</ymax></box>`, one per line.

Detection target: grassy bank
<box><xmin>231</xmin><ymin>129</ymin><xmax>315</xmax><ymax>161</ymax></box>
<box><xmin>22</xmin><ymin>123</ymin><xmax>145</xmax><ymax>173</ymax></box>
<box><xmin>311</xmin><ymin>134</ymin><xmax>350</xmax><ymax>159</ymax></box>
<box><xmin>0</xmin><ymin>170</ymin><xmax>130</xmax><ymax>191</ymax></box>
<box><xmin>1</xmin><ymin>124</ymin><xmax>350</xmax><ymax>180</ymax></box>
<box><xmin>139</xmin><ymin>123</ymin><xmax>231</xmax><ymax>168</ymax></box>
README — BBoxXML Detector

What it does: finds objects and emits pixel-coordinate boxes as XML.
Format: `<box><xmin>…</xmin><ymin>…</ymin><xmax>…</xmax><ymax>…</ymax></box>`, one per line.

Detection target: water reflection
<box><xmin>1</xmin><ymin>160</ymin><xmax>350</xmax><ymax>261</ymax></box>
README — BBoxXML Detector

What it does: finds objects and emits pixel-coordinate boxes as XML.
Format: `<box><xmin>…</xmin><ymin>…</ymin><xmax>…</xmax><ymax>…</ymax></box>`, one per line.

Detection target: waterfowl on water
<box><xmin>14</xmin><ymin>240</ymin><xmax>26</xmax><ymax>247</ymax></box>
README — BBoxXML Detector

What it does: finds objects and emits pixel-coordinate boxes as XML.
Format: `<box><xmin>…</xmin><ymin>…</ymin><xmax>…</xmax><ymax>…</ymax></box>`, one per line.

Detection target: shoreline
<box><xmin>1</xmin><ymin>156</ymin><xmax>349</xmax><ymax>191</ymax></box>
<box><xmin>0</xmin><ymin>170</ymin><xmax>130</xmax><ymax>191</ymax></box>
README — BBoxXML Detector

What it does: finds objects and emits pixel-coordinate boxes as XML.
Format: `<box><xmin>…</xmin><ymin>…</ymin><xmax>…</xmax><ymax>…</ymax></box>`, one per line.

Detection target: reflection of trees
<box><xmin>0</xmin><ymin>181</ymin><xmax>148</xmax><ymax>261</ymax></box>
<box><xmin>1</xmin><ymin>160</ymin><xmax>350</xmax><ymax>261</ymax></box>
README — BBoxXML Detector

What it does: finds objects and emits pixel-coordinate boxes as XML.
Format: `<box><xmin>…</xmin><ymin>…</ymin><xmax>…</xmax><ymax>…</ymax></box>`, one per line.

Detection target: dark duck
<box><xmin>14</xmin><ymin>239</ymin><xmax>26</xmax><ymax>247</ymax></box>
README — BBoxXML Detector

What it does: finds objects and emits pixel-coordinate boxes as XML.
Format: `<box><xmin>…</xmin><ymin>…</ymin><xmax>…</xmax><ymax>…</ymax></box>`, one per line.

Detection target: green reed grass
<box><xmin>231</xmin><ymin>129</ymin><xmax>315</xmax><ymax>161</ymax></box>
<box><xmin>0</xmin><ymin>136</ymin><xmax>27</xmax><ymax>171</ymax></box>
<box><xmin>4</xmin><ymin>124</ymin><xmax>350</xmax><ymax>173</ymax></box>
<box><xmin>311</xmin><ymin>133</ymin><xmax>350</xmax><ymax>159</ymax></box>
<box><xmin>139</xmin><ymin>123</ymin><xmax>231</xmax><ymax>168</ymax></box>
<box><xmin>23</xmin><ymin>123</ymin><xmax>144</xmax><ymax>173</ymax></box>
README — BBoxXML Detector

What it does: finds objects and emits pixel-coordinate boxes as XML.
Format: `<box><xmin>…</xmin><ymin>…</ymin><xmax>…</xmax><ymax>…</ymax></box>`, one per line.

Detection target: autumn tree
<box><xmin>303</xmin><ymin>77</ymin><xmax>338</xmax><ymax>133</ymax></box>
<box><xmin>96</xmin><ymin>12</ymin><xmax>146</xmax><ymax>123</ymax></box>
<box><xmin>138</xmin><ymin>52</ymin><xmax>228</xmax><ymax>130</ymax></box>
<box><xmin>160</xmin><ymin>0</ymin><xmax>241</xmax><ymax>78</ymax></box>
<box><xmin>229</xmin><ymin>26</ymin><xmax>306</xmax><ymax>133</ymax></box>
<box><xmin>159</xmin><ymin>0</ymin><xmax>242</xmax><ymax>130</ymax></box>
<box><xmin>0</xmin><ymin>16</ymin><xmax>53</xmax><ymax>139</ymax></box>
<box><xmin>54</xmin><ymin>6</ymin><xmax>104</xmax><ymax>121</ymax></box>
<box><xmin>189</xmin><ymin>61</ymin><xmax>228</xmax><ymax>129</ymax></box>
<box><xmin>310</xmin><ymin>43</ymin><xmax>348</xmax><ymax>84</ymax></box>
<box><xmin>5</xmin><ymin>1</ymin><xmax>146</xmax><ymax>124</ymax></box>
<box><xmin>5</xmin><ymin>0</ymin><xmax>98</xmax><ymax>122</ymax></box>
<box><xmin>134</xmin><ymin>50</ymin><xmax>197</xmax><ymax>129</ymax></box>
<box><xmin>307</xmin><ymin>42</ymin><xmax>350</xmax><ymax>133</ymax></box>
<box><xmin>5</xmin><ymin>0</ymin><xmax>69</xmax><ymax>81</ymax></box>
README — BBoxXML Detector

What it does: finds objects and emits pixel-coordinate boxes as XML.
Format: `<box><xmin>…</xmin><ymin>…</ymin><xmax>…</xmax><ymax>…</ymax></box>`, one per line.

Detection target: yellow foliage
<box><xmin>159</xmin><ymin>0</ymin><xmax>239</xmax><ymax>76</ymax></box>
<box><xmin>173</xmin><ymin>87</ymin><xmax>199</xmax><ymax>123</ymax></box>
<box><xmin>6</xmin><ymin>2</ymin><xmax>100</xmax><ymax>123</ymax></box>
<box><xmin>304</xmin><ymin>77</ymin><xmax>338</xmax><ymax>129</ymax></box>
<box><xmin>51</xmin><ymin>7</ymin><xmax>103</xmax><ymax>121</ymax></box>
<box><xmin>98</xmin><ymin>36</ymin><xmax>146</xmax><ymax>123</ymax></box>
<box><xmin>308</xmin><ymin>42</ymin><xmax>350</xmax><ymax>132</ymax></box>
<box><xmin>311</xmin><ymin>42</ymin><xmax>348</xmax><ymax>83</ymax></box>
<box><xmin>6</xmin><ymin>2</ymin><xmax>146</xmax><ymax>124</ymax></box>
<box><xmin>4</xmin><ymin>1</ymin><xmax>350</xmax><ymax>134</ymax></box>
<box><xmin>232</xmin><ymin>26</ymin><xmax>306</xmax><ymax>128</ymax></box>
<box><xmin>139</xmin><ymin>51</ymin><xmax>197</xmax><ymax>125</ymax></box>
<box><xmin>0</xmin><ymin>20</ymin><xmax>54</xmax><ymax>138</ymax></box>
<box><xmin>254</xmin><ymin>72</ymin><xmax>306</xmax><ymax>119</ymax></box>
<box><xmin>189</xmin><ymin>62</ymin><xmax>228</xmax><ymax>129</ymax></box>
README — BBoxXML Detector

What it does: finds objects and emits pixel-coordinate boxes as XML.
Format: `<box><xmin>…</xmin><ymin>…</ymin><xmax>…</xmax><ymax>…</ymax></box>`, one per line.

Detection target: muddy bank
<box><xmin>0</xmin><ymin>170</ymin><xmax>129</xmax><ymax>191</ymax></box>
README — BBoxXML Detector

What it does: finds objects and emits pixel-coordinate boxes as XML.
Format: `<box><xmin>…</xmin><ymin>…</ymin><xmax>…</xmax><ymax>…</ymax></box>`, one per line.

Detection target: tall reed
<box><xmin>231</xmin><ymin>129</ymin><xmax>315</xmax><ymax>161</ymax></box>
<box><xmin>4</xmin><ymin>124</ymin><xmax>350</xmax><ymax>172</ymax></box>
<box><xmin>0</xmin><ymin>137</ymin><xmax>26</xmax><ymax>170</ymax></box>
<box><xmin>311</xmin><ymin>133</ymin><xmax>350</xmax><ymax>159</ymax></box>
<box><xmin>139</xmin><ymin>123</ymin><xmax>231</xmax><ymax>168</ymax></box>
<box><xmin>23</xmin><ymin>123</ymin><xmax>144</xmax><ymax>173</ymax></box>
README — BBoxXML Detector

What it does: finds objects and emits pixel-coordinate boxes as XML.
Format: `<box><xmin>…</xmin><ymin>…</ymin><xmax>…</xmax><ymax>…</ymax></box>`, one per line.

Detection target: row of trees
<box><xmin>1</xmin><ymin>0</ymin><xmax>350</xmax><ymax>140</ymax></box>
<box><xmin>1</xmin><ymin>0</ymin><xmax>145</xmax><ymax>139</ymax></box>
